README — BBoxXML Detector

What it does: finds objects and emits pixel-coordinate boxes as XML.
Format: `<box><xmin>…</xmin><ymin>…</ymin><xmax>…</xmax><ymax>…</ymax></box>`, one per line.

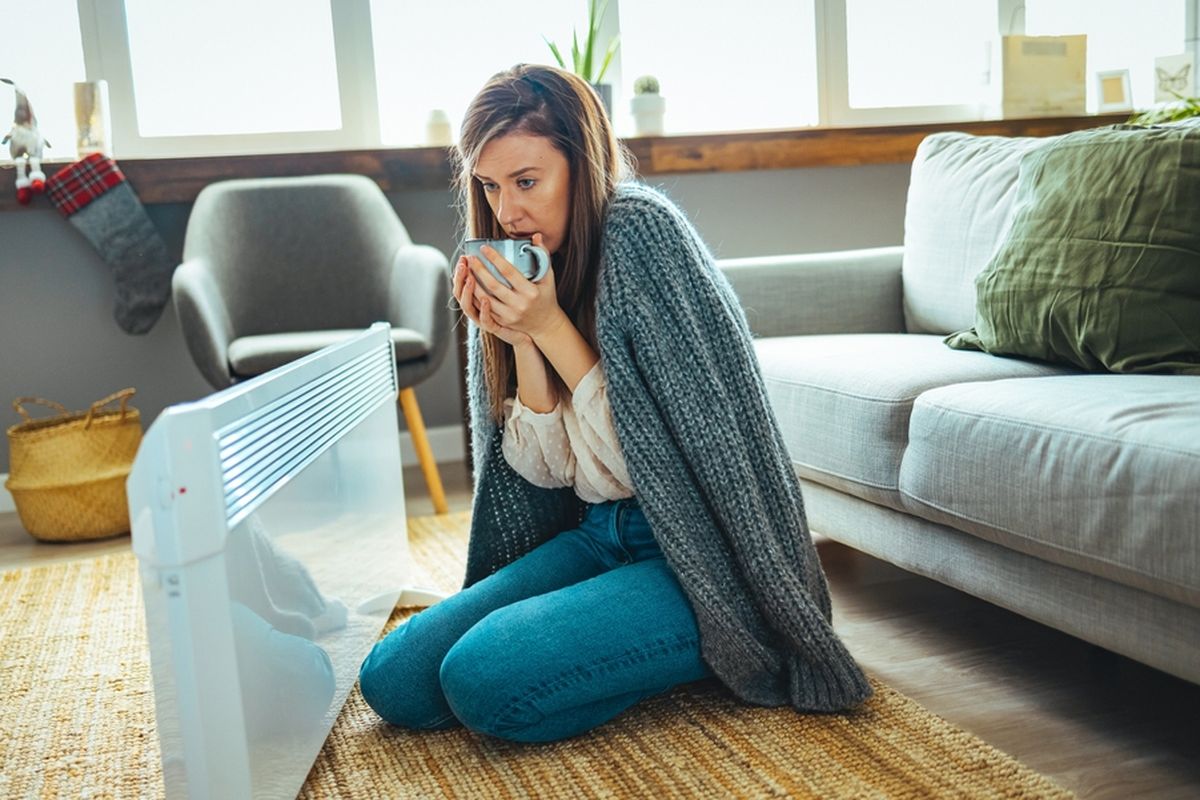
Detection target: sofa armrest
<box><xmin>172</xmin><ymin>258</ymin><xmax>235</xmax><ymax>389</ymax></box>
<box><xmin>718</xmin><ymin>246</ymin><xmax>905</xmax><ymax>338</ymax></box>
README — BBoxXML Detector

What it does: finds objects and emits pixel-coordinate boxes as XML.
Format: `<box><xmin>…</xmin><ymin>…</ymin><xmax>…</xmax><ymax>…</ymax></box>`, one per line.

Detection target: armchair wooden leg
<box><xmin>398</xmin><ymin>387</ymin><xmax>449</xmax><ymax>514</ymax></box>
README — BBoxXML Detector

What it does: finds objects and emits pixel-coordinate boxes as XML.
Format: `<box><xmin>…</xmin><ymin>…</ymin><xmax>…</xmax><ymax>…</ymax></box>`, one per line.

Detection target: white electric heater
<box><xmin>128</xmin><ymin>323</ymin><xmax>444</xmax><ymax>799</ymax></box>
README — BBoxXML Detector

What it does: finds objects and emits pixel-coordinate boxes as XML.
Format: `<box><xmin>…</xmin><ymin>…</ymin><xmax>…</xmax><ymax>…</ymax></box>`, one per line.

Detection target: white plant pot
<box><xmin>630</xmin><ymin>94</ymin><xmax>665</xmax><ymax>137</ymax></box>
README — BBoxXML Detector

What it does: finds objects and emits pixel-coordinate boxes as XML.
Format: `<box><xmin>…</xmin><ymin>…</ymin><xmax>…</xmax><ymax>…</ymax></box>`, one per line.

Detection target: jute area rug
<box><xmin>1</xmin><ymin>512</ymin><xmax>1073</xmax><ymax>799</ymax></box>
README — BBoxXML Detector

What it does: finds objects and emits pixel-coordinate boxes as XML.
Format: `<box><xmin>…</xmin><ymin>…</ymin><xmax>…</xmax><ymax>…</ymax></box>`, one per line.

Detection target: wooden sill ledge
<box><xmin>0</xmin><ymin>114</ymin><xmax>1128</xmax><ymax>212</ymax></box>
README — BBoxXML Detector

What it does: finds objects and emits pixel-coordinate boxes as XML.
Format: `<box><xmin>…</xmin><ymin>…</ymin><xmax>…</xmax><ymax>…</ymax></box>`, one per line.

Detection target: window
<box><xmin>124</xmin><ymin>0</ymin><xmax>342</xmax><ymax>137</ymax></box>
<box><xmin>845</xmin><ymin>0</ymin><xmax>994</xmax><ymax>109</ymax></box>
<box><xmin>0</xmin><ymin>0</ymin><xmax>86</xmax><ymax>165</ymax></box>
<box><xmin>77</xmin><ymin>0</ymin><xmax>375</xmax><ymax>157</ymax></box>
<box><xmin>378</xmin><ymin>0</ymin><xmax>822</xmax><ymax>140</ymax></box>
<box><xmin>371</xmin><ymin>0</ymin><xmax>577</xmax><ymax>147</ymax></box>
<box><xmin>824</xmin><ymin>0</ymin><xmax>1002</xmax><ymax>124</ymax></box>
<box><xmin>3</xmin><ymin>0</ymin><xmax>1191</xmax><ymax>163</ymax></box>
<box><xmin>618</xmin><ymin>0</ymin><xmax>819</xmax><ymax>135</ymax></box>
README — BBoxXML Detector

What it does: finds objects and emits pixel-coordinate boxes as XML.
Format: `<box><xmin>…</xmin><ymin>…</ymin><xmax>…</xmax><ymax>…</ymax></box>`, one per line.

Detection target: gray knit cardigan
<box><xmin>463</xmin><ymin>182</ymin><xmax>872</xmax><ymax>712</ymax></box>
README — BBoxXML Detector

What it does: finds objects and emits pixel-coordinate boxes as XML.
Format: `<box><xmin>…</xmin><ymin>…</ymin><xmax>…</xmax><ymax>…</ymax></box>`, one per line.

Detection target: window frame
<box><xmin>817</xmin><ymin>0</ymin><xmax>1009</xmax><ymax>126</ymax></box>
<box><xmin>80</xmin><ymin>0</ymin><xmax>383</xmax><ymax>158</ymax></box>
<box><xmin>71</xmin><ymin>0</ymin><xmax>1185</xmax><ymax>158</ymax></box>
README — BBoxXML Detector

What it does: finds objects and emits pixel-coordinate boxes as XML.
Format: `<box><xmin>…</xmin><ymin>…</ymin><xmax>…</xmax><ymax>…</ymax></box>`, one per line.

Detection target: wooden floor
<box><xmin>3</xmin><ymin>462</ymin><xmax>1197</xmax><ymax>798</ymax></box>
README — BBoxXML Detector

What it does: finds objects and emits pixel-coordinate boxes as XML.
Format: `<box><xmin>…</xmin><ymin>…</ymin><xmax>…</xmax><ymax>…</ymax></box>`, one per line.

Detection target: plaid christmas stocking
<box><xmin>46</xmin><ymin>154</ymin><xmax>173</xmax><ymax>335</ymax></box>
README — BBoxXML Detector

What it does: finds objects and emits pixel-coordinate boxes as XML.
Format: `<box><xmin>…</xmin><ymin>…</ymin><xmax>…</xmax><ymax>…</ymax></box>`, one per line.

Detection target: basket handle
<box><xmin>84</xmin><ymin>387</ymin><xmax>137</xmax><ymax>429</ymax></box>
<box><xmin>12</xmin><ymin>396</ymin><xmax>70</xmax><ymax>423</ymax></box>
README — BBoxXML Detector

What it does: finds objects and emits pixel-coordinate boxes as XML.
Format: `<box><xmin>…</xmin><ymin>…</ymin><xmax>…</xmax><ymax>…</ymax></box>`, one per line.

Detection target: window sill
<box><xmin>0</xmin><ymin>113</ymin><xmax>1128</xmax><ymax>212</ymax></box>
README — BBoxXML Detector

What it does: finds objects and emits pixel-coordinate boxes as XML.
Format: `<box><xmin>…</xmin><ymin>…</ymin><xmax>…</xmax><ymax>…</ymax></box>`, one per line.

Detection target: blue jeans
<box><xmin>357</xmin><ymin>499</ymin><xmax>713</xmax><ymax>743</ymax></box>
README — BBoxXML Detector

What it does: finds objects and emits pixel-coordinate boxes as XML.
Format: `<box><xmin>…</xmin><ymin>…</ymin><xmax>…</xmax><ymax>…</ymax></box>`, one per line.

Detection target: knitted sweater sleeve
<box><xmin>598</xmin><ymin>185</ymin><xmax>872</xmax><ymax>711</ymax></box>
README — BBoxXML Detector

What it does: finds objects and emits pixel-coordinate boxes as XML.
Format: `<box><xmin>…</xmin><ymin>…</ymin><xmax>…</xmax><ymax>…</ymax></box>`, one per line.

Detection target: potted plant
<box><xmin>630</xmin><ymin>75</ymin><xmax>665</xmax><ymax>136</ymax></box>
<box><xmin>544</xmin><ymin>0</ymin><xmax>619</xmax><ymax>117</ymax></box>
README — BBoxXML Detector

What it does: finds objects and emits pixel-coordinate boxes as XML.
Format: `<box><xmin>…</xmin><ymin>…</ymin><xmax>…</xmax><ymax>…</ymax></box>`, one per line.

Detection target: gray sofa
<box><xmin>717</xmin><ymin>131</ymin><xmax>1200</xmax><ymax>686</ymax></box>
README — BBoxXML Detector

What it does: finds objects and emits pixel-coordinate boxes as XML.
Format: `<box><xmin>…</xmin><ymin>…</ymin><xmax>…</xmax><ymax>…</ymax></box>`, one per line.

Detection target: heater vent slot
<box><xmin>216</xmin><ymin>343</ymin><xmax>396</xmax><ymax>527</ymax></box>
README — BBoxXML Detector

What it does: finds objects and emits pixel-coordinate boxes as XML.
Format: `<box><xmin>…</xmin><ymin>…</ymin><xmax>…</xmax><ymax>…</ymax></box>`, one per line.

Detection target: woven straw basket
<box><xmin>5</xmin><ymin>388</ymin><xmax>143</xmax><ymax>542</ymax></box>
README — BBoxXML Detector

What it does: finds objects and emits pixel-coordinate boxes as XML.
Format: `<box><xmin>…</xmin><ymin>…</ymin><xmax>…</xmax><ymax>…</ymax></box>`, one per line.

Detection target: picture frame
<box><xmin>1155</xmin><ymin>53</ymin><xmax>1195</xmax><ymax>103</ymax></box>
<box><xmin>1002</xmin><ymin>35</ymin><xmax>1087</xmax><ymax>117</ymax></box>
<box><xmin>1096</xmin><ymin>69</ymin><xmax>1133</xmax><ymax>112</ymax></box>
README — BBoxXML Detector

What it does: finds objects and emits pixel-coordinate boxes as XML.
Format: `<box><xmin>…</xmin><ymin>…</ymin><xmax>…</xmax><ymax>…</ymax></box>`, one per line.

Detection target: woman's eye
<box><xmin>517</xmin><ymin>178</ymin><xmax>536</xmax><ymax>189</ymax></box>
<box><xmin>480</xmin><ymin>181</ymin><xmax>498</xmax><ymax>192</ymax></box>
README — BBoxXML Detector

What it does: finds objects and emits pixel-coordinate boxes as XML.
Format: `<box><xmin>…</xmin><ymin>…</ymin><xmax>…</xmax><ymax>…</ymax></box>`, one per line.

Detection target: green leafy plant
<box><xmin>1128</xmin><ymin>91</ymin><xmax>1200</xmax><ymax>125</ymax></box>
<box><xmin>544</xmin><ymin>0</ymin><xmax>619</xmax><ymax>83</ymax></box>
<box><xmin>633</xmin><ymin>75</ymin><xmax>660</xmax><ymax>95</ymax></box>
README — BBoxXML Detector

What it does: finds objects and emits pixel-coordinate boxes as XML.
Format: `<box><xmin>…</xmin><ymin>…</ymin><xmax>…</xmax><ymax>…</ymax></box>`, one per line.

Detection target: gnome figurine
<box><xmin>2</xmin><ymin>78</ymin><xmax>51</xmax><ymax>205</ymax></box>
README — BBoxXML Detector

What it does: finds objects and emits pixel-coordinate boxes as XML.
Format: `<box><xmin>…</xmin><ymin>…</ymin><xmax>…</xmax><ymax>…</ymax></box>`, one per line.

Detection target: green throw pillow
<box><xmin>945</xmin><ymin>124</ymin><xmax>1200</xmax><ymax>374</ymax></box>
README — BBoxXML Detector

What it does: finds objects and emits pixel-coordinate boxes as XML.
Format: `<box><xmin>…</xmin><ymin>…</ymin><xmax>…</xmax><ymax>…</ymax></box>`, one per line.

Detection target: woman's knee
<box><xmin>358</xmin><ymin>627</ymin><xmax>459</xmax><ymax>730</ymax></box>
<box><xmin>438</xmin><ymin>611</ymin><xmax>543</xmax><ymax>740</ymax></box>
<box><xmin>357</xmin><ymin>640</ymin><xmax>399</xmax><ymax>715</ymax></box>
<box><xmin>440</xmin><ymin>629</ymin><xmax>617</xmax><ymax>743</ymax></box>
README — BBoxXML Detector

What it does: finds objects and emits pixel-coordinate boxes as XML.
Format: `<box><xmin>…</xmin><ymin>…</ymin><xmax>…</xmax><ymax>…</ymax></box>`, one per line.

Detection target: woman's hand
<box><xmin>465</xmin><ymin>234</ymin><xmax>567</xmax><ymax>345</ymax></box>
<box><xmin>453</xmin><ymin>253</ymin><xmax>533</xmax><ymax>349</ymax></box>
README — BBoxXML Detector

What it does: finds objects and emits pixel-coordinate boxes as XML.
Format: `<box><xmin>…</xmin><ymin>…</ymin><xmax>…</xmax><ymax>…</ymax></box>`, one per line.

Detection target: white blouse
<box><xmin>501</xmin><ymin>361</ymin><xmax>635</xmax><ymax>504</ymax></box>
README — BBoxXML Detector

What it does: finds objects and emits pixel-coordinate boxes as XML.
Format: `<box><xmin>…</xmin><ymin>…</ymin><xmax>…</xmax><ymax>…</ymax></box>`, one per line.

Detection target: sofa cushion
<box><xmin>754</xmin><ymin>334</ymin><xmax>1074</xmax><ymax>509</ymax></box>
<box><xmin>945</xmin><ymin>124</ymin><xmax>1200</xmax><ymax>375</ymax></box>
<box><xmin>901</xmin><ymin>132</ymin><xmax>1050</xmax><ymax>335</ymax></box>
<box><xmin>899</xmin><ymin>375</ymin><xmax>1200</xmax><ymax>607</ymax></box>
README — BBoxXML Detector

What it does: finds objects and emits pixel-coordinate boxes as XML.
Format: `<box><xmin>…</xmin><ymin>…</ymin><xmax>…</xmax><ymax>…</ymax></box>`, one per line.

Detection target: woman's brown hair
<box><xmin>453</xmin><ymin>64</ymin><xmax>633</xmax><ymax>421</ymax></box>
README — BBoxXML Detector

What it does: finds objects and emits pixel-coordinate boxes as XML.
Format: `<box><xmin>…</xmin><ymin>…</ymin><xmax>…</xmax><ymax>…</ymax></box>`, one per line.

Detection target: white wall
<box><xmin>0</xmin><ymin>162</ymin><xmax>911</xmax><ymax>470</ymax></box>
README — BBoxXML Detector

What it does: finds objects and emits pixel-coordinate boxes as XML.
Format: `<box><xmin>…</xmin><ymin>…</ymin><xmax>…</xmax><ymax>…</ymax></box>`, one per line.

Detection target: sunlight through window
<box><xmin>372</xmin><ymin>0</ymin><xmax>579</xmax><ymax>146</ymax></box>
<box><xmin>846</xmin><ymin>0</ymin><xmax>993</xmax><ymax>109</ymax></box>
<box><xmin>125</xmin><ymin>0</ymin><xmax>342</xmax><ymax>137</ymax></box>
<box><xmin>619</xmin><ymin>0</ymin><xmax>818</xmax><ymax>134</ymax></box>
<box><xmin>0</xmin><ymin>0</ymin><xmax>86</xmax><ymax>161</ymax></box>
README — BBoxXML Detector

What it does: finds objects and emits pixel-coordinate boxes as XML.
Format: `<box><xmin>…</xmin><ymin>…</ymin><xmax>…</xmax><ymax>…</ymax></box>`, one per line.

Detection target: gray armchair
<box><xmin>173</xmin><ymin>174</ymin><xmax>452</xmax><ymax>512</ymax></box>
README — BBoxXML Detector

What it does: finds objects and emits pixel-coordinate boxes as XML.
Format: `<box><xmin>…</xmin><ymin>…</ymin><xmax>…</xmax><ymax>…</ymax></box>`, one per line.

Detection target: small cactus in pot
<box><xmin>630</xmin><ymin>75</ymin><xmax>665</xmax><ymax>136</ymax></box>
<box><xmin>633</xmin><ymin>75</ymin><xmax>659</xmax><ymax>96</ymax></box>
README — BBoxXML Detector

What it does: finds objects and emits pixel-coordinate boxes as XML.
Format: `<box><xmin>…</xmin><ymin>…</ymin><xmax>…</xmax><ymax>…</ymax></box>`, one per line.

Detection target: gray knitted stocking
<box><xmin>46</xmin><ymin>155</ymin><xmax>173</xmax><ymax>335</ymax></box>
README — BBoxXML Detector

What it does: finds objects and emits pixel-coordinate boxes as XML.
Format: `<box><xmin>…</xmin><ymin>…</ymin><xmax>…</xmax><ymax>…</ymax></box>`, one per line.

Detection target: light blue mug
<box><xmin>463</xmin><ymin>238</ymin><xmax>551</xmax><ymax>288</ymax></box>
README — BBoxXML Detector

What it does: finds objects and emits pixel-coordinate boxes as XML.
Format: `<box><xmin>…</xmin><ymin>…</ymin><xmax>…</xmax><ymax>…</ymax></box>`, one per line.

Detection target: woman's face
<box><xmin>473</xmin><ymin>133</ymin><xmax>571</xmax><ymax>254</ymax></box>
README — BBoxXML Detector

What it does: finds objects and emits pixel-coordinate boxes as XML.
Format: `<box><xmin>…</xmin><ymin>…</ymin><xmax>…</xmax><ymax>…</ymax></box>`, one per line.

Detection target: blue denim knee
<box><xmin>358</xmin><ymin>617</ymin><xmax>459</xmax><ymax>730</ymax></box>
<box><xmin>436</xmin><ymin>587</ymin><xmax>709</xmax><ymax>743</ymax></box>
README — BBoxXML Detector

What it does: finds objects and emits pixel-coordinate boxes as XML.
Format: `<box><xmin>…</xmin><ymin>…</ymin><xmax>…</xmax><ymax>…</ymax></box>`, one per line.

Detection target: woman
<box><xmin>358</xmin><ymin>64</ymin><xmax>870</xmax><ymax>743</ymax></box>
